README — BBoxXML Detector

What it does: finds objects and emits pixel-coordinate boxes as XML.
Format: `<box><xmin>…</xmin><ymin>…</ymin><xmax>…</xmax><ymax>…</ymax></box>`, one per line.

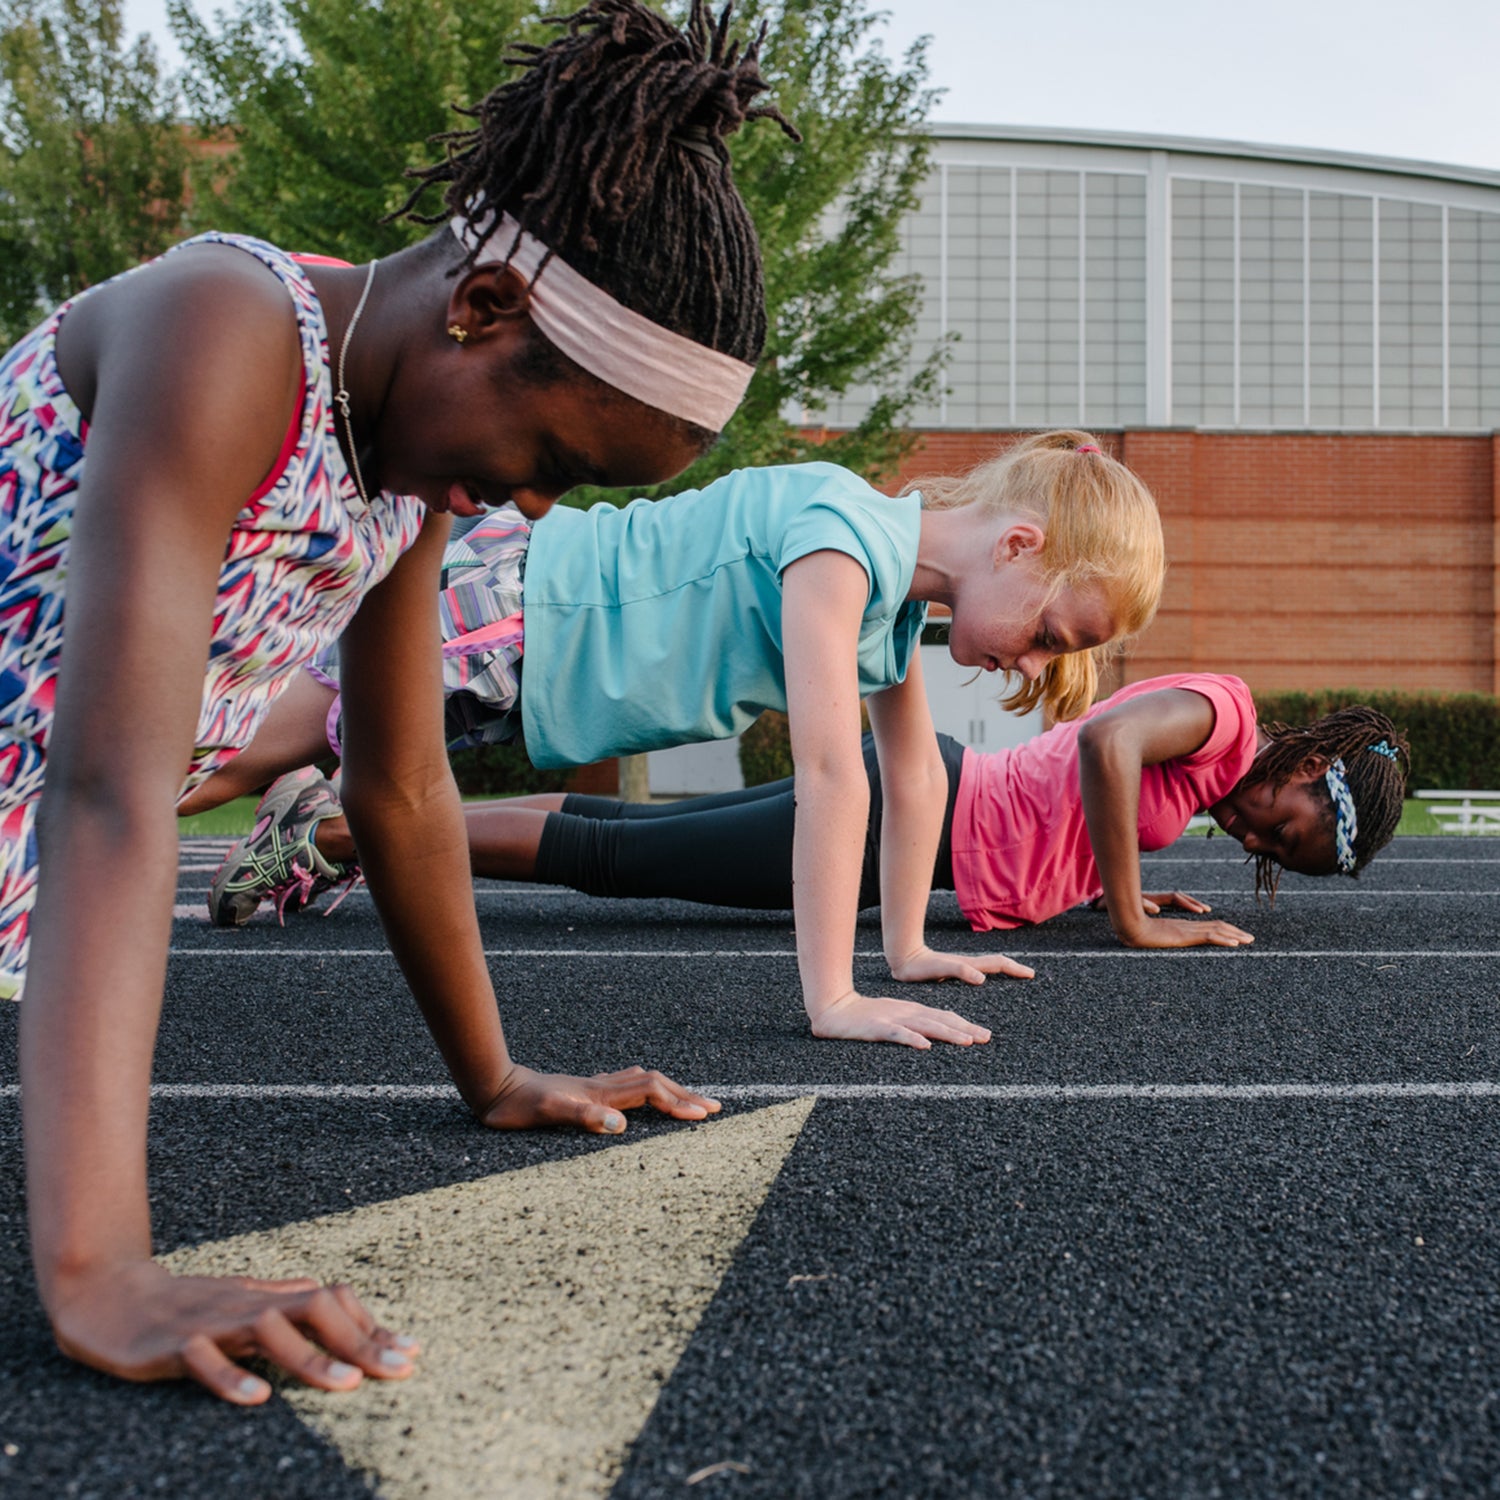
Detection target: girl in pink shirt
<box><xmin>428</xmin><ymin>673</ymin><xmax>1408</xmax><ymax>950</ymax></box>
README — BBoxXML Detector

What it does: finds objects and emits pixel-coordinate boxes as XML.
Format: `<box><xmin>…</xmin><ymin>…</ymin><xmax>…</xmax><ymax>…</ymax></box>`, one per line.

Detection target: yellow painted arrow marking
<box><xmin>166</xmin><ymin>1098</ymin><xmax>814</xmax><ymax>1497</ymax></box>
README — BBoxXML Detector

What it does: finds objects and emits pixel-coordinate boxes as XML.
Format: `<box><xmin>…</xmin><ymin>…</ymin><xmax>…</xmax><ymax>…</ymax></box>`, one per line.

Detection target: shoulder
<box><xmin>60</xmin><ymin>239</ymin><xmax>308</xmax><ymax>508</ymax></box>
<box><xmin>90</xmin><ymin>242</ymin><xmax>300</xmax><ymax>427</ymax></box>
<box><xmin>68</xmin><ymin>239</ymin><xmax>296</xmax><ymax>394</ymax></box>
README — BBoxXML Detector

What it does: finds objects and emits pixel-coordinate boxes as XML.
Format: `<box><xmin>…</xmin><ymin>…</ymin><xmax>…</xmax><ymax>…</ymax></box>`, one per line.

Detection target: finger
<box><xmin>927</xmin><ymin>1007</ymin><xmax>992</xmax><ymax>1043</ymax></box>
<box><xmin>180</xmin><ymin>1332</ymin><xmax>271</xmax><ymax>1406</ymax></box>
<box><xmin>1206</xmin><ymin>929</ymin><xmax>1251</xmax><ymax>947</ymax></box>
<box><xmin>974</xmin><ymin>953</ymin><xmax>1033</xmax><ymax>978</ymax></box>
<box><xmin>882</xmin><ymin>1026</ymin><xmax>933</xmax><ymax>1049</ymax></box>
<box><xmin>986</xmin><ymin>956</ymin><xmax>1034</xmax><ymax>979</ymax></box>
<box><xmin>1143</xmin><ymin>899</ymin><xmax>1161</xmax><ymax>915</ymax></box>
<box><xmin>594</xmin><ymin>1069</ymin><xmax>722</xmax><ymax>1120</ymax></box>
<box><xmin>1207</xmin><ymin>922</ymin><xmax>1254</xmax><ymax>942</ymax></box>
<box><xmin>914</xmin><ymin>1018</ymin><xmax>991</xmax><ymax>1046</ymax></box>
<box><xmin>327</xmin><ymin>1283</ymin><xmax>422</xmax><ymax>1359</ymax></box>
<box><xmin>290</xmin><ymin>1286</ymin><xmax>417</xmax><ymax>1381</ymax></box>
<box><xmin>243</xmin><ymin>1305</ymin><xmax>366</xmax><ymax>1391</ymax></box>
<box><xmin>579</xmin><ymin>1101</ymin><xmax>630</xmax><ymax>1134</ymax></box>
<box><xmin>235</xmin><ymin>1276</ymin><xmax>322</xmax><ymax>1294</ymax></box>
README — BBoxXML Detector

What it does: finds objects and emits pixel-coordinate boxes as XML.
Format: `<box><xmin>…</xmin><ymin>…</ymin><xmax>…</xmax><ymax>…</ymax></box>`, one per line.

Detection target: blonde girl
<box><xmin>200</xmin><ymin>431</ymin><xmax>1166</xmax><ymax>1048</ymax></box>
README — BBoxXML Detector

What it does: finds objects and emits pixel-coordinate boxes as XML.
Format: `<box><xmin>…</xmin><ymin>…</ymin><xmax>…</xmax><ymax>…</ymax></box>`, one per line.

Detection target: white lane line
<box><xmin>172</xmin><ymin>885</ymin><xmax>1500</xmax><ymax>900</ymax></box>
<box><xmin>162</xmin><ymin>946</ymin><xmax>1500</xmax><ymax>960</ymax></box>
<box><xmin>1143</xmin><ymin>857</ymin><xmax>1500</xmax><ymax>866</ymax></box>
<box><xmin>3</xmin><ymin>1082</ymin><xmax>1497</xmax><ymax>1102</ymax></box>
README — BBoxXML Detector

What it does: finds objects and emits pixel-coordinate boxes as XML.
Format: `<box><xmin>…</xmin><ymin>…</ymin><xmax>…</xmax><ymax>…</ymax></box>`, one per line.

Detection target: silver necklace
<box><xmin>333</xmin><ymin>260</ymin><xmax>377</xmax><ymax>508</ymax></box>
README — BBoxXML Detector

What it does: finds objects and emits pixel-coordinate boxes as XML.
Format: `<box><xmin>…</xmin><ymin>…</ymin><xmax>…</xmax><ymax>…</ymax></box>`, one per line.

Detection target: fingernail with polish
<box><xmin>379</xmin><ymin>1348</ymin><xmax>412</xmax><ymax>1370</ymax></box>
<box><xmin>392</xmin><ymin>1334</ymin><xmax>420</xmax><ymax>1352</ymax></box>
<box><xmin>327</xmin><ymin>1361</ymin><xmax>359</xmax><ymax>1381</ymax></box>
<box><xmin>605</xmin><ymin>1113</ymin><xmax>626</xmax><ymax>1133</ymax></box>
<box><xmin>238</xmin><ymin>1376</ymin><xmax>267</xmax><ymax>1399</ymax></box>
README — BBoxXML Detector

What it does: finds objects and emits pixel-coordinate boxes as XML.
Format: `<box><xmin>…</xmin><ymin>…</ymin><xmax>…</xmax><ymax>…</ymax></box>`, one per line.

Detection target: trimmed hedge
<box><xmin>1251</xmin><ymin>688</ymin><xmax>1500</xmax><ymax>792</ymax></box>
<box><xmin>739</xmin><ymin>710</ymin><xmax>795</xmax><ymax>787</ymax></box>
<box><xmin>449</xmin><ymin>740</ymin><xmax>573</xmax><ymax>797</ymax></box>
<box><xmin>739</xmin><ymin>689</ymin><xmax>1500</xmax><ymax>793</ymax></box>
<box><xmin>739</xmin><ymin>707</ymin><xmax>872</xmax><ymax>787</ymax></box>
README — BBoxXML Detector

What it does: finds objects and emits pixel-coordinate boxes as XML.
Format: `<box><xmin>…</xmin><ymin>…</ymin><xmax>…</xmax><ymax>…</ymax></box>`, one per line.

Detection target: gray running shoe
<box><xmin>207</xmin><ymin>767</ymin><xmax>358</xmax><ymax>927</ymax></box>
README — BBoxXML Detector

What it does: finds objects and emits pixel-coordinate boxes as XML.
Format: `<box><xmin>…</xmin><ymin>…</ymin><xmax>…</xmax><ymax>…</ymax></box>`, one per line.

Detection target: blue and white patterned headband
<box><xmin>1325</xmin><ymin>757</ymin><xmax>1358</xmax><ymax>874</ymax></box>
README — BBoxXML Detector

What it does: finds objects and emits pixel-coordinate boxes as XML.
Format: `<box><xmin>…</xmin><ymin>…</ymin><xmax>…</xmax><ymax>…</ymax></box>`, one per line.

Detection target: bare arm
<box><xmin>868</xmin><ymin>654</ymin><xmax>1030</xmax><ymax>994</ymax></box>
<box><xmin>783</xmin><ymin>555</ymin><xmax>992</xmax><ymax>1047</ymax></box>
<box><xmin>21</xmin><ymin>247</ymin><xmax>414</xmax><ymax>1402</ymax></box>
<box><xmin>1076</xmin><ymin>687</ymin><xmax>1253</xmax><ymax>949</ymax></box>
<box><xmin>868</xmin><ymin>653</ymin><xmax>948</xmax><ymax>968</ymax></box>
<box><xmin>338</xmin><ymin>513</ymin><xmax>719</xmax><ymax>1132</ymax></box>
<box><xmin>782</xmin><ymin>552</ymin><xmax>870</xmax><ymax>1019</ymax></box>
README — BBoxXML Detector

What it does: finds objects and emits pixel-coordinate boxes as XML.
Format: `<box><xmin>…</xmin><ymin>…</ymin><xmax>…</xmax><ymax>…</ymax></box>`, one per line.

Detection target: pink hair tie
<box><xmin>1075</xmin><ymin>443</ymin><xmax>1101</xmax><ymax>454</ymax></box>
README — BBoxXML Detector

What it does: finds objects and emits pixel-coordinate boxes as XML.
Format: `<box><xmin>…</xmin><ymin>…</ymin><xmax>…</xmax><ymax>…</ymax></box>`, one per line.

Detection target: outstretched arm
<box><xmin>22</xmin><ymin>246</ymin><xmax>416</xmax><ymax>1404</ymax></box>
<box><xmin>336</xmin><ymin>518</ymin><xmax>718</xmax><ymax>1132</ymax></box>
<box><xmin>783</xmin><ymin>554</ymin><xmax>989</xmax><ymax>1048</ymax></box>
<box><xmin>868</xmin><ymin>654</ymin><xmax>1031</xmax><ymax>997</ymax></box>
<box><xmin>1076</xmin><ymin>687</ymin><xmax>1254</xmax><ymax>949</ymax></box>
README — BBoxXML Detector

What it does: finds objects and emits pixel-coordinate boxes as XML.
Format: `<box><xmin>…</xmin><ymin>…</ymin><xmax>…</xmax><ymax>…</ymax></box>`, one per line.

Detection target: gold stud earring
<box><xmin>447</xmin><ymin>323</ymin><xmax>469</xmax><ymax>345</ymax></box>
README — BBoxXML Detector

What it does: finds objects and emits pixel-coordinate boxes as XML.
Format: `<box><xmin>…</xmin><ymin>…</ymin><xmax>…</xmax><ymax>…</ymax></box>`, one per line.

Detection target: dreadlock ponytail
<box><xmin>390</xmin><ymin>0</ymin><xmax>798</xmax><ymax>369</ymax></box>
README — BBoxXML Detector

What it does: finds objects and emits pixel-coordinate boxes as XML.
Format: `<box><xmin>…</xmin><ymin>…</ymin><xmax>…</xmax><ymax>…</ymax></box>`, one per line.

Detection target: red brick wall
<box><xmin>878</xmin><ymin>428</ymin><xmax>1498</xmax><ymax>700</ymax></box>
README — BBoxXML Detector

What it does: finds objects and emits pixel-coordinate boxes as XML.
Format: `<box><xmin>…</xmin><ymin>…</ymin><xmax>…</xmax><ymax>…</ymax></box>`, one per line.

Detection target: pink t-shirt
<box><xmin>949</xmin><ymin>672</ymin><xmax>1259</xmax><ymax>931</ymax></box>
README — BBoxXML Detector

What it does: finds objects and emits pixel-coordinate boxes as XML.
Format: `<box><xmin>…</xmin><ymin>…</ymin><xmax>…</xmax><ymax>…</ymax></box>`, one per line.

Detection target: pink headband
<box><xmin>450</xmin><ymin>207</ymin><xmax>754</xmax><ymax>432</ymax></box>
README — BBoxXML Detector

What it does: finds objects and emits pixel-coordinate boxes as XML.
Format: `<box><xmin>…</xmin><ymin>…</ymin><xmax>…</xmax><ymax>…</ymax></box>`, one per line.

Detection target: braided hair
<box><xmin>390</xmin><ymin>0</ymin><xmax>798</xmax><ymax>373</ymax></box>
<box><xmin>1246</xmin><ymin>705</ymin><xmax>1411</xmax><ymax>901</ymax></box>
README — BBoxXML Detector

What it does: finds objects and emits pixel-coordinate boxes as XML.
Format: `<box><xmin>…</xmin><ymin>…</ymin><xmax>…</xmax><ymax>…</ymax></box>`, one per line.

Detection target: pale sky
<box><xmin>125</xmin><ymin>0</ymin><xmax>1500</xmax><ymax>174</ymax></box>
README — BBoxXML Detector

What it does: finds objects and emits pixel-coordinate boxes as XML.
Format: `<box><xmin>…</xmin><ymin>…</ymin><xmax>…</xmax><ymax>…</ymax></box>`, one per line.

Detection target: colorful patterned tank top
<box><xmin>0</xmin><ymin>233</ymin><xmax>426</xmax><ymax>991</ymax></box>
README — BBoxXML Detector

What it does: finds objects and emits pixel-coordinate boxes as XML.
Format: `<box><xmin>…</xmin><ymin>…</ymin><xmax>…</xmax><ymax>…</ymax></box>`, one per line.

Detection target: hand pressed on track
<box><xmin>47</xmin><ymin>1259</ymin><xmax>419</xmax><ymax>1405</ymax></box>
<box><xmin>478</xmin><ymin>1063</ymin><xmax>722</xmax><ymax>1135</ymax></box>
<box><xmin>1092</xmin><ymin>889</ymin><xmax>1214</xmax><ymax>917</ymax></box>
<box><xmin>1119</xmin><ymin>915</ymin><xmax>1254</xmax><ymax>949</ymax></box>
<box><xmin>809</xmin><ymin>989</ymin><xmax>992</xmax><ymax>1049</ymax></box>
<box><xmin>888</xmin><ymin>944</ymin><xmax>1035</xmax><ymax>986</ymax></box>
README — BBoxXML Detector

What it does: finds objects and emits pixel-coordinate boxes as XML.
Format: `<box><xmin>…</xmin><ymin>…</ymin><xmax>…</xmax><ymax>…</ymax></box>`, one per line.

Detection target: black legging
<box><xmin>533</xmin><ymin>733</ymin><xmax>965</xmax><ymax>910</ymax></box>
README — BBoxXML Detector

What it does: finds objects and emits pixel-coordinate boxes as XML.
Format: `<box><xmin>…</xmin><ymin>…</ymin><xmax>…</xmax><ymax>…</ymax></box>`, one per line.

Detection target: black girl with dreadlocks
<box><xmin>6</xmin><ymin>0</ymin><xmax>793</xmax><ymax>1404</ymax></box>
<box><xmin>377</xmin><ymin>674</ymin><xmax>1408</xmax><ymax>952</ymax></box>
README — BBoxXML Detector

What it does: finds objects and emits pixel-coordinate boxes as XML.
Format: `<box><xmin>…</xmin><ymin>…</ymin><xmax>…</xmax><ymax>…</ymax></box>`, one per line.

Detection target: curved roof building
<box><xmin>841</xmin><ymin>127</ymin><xmax>1500</xmax><ymax>696</ymax></box>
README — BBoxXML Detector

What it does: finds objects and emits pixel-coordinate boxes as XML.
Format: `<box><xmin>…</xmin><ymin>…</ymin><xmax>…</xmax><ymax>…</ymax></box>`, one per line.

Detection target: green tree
<box><xmin>169</xmin><ymin>0</ymin><xmax>538</xmax><ymax>262</ymax></box>
<box><xmin>169</xmin><ymin>0</ymin><xmax>941</xmax><ymax>488</ymax></box>
<box><xmin>699</xmin><ymin>0</ymin><xmax>944</xmax><ymax>488</ymax></box>
<box><xmin>570</xmin><ymin>0</ymin><xmax>946</xmax><ymax>497</ymax></box>
<box><xmin>0</xmin><ymin>0</ymin><xmax>189</xmax><ymax>344</ymax></box>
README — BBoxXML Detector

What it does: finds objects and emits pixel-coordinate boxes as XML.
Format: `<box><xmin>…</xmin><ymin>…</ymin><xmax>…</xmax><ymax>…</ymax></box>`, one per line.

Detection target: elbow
<box><xmin>1076</xmin><ymin>718</ymin><xmax>1127</xmax><ymax>778</ymax></box>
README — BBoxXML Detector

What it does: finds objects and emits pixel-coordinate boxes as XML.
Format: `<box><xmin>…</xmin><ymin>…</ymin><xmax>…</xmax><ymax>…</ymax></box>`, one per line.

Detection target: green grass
<box><xmin>176</xmin><ymin>791</ymin><xmax>527</xmax><ymax>839</ymax></box>
<box><xmin>1168</xmin><ymin>799</ymin><xmax>1458</xmax><ymax>839</ymax></box>
<box><xmin>1395</xmin><ymin>799</ymin><xmax>1445</xmax><ymax>836</ymax></box>
<box><xmin>178</xmin><ymin>797</ymin><xmax>261</xmax><ymax>838</ymax></box>
<box><xmin>177</xmin><ymin>796</ymin><xmax>1483</xmax><ymax>843</ymax></box>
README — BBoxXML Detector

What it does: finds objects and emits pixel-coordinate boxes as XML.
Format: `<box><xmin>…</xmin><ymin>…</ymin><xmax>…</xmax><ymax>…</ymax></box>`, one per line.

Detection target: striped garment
<box><xmin>437</xmin><ymin>506</ymin><xmax>530</xmax><ymax>746</ymax></box>
<box><xmin>0</xmin><ymin>233</ymin><xmax>426</xmax><ymax>996</ymax></box>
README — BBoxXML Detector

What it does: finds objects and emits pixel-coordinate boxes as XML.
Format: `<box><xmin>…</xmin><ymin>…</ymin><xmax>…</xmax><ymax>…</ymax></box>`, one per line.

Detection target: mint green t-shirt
<box><xmin>519</xmin><ymin>462</ymin><xmax>927</xmax><ymax>769</ymax></box>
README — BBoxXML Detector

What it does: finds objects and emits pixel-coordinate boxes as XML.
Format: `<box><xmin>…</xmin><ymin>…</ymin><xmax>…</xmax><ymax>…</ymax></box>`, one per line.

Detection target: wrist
<box><xmin>37</xmin><ymin>1249</ymin><xmax>160</xmax><ymax>1318</ymax></box>
<box><xmin>475</xmin><ymin>1061</ymin><xmax>533</xmax><ymax>1125</ymax></box>
<box><xmin>883</xmin><ymin>938</ymin><xmax>926</xmax><ymax>967</ymax></box>
<box><xmin>803</xmin><ymin>984</ymin><xmax>856</xmax><ymax>1021</ymax></box>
